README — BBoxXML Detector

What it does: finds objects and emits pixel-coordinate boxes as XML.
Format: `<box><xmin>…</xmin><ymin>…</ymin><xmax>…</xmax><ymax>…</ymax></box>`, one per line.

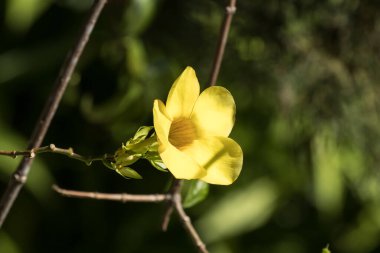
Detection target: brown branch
<box><xmin>53</xmin><ymin>184</ymin><xmax>208</xmax><ymax>253</ymax></box>
<box><xmin>0</xmin><ymin>150</ymin><xmax>33</xmax><ymax>159</ymax></box>
<box><xmin>0</xmin><ymin>0</ymin><xmax>108</xmax><ymax>228</ymax></box>
<box><xmin>208</xmin><ymin>0</ymin><xmax>237</xmax><ymax>86</ymax></box>
<box><xmin>161</xmin><ymin>181</ymin><xmax>208</xmax><ymax>252</ymax></box>
<box><xmin>173</xmin><ymin>192</ymin><xmax>208</xmax><ymax>253</ymax></box>
<box><xmin>52</xmin><ymin>185</ymin><xmax>171</xmax><ymax>203</ymax></box>
<box><xmin>161</xmin><ymin>179</ymin><xmax>182</xmax><ymax>231</ymax></box>
<box><xmin>0</xmin><ymin>0</ymin><xmax>238</xmax><ymax>251</ymax></box>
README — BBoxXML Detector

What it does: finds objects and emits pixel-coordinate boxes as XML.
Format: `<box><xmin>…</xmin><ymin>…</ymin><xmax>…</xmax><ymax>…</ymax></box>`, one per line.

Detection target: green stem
<box><xmin>0</xmin><ymin>144</ymin><xmax>114</xmax><ymax>166</ymax></box>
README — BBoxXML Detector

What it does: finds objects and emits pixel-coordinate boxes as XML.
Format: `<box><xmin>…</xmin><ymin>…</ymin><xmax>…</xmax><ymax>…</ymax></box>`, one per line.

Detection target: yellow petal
<box><xmin>191</xmin><ymin>86</ymin><xmax>235</xmax><ymax>137</ymax></box>
<box><xmin>159</xmin><ymin>143</ymin><xmax>207</xmax><ymax>179</ymax></box>
<box><xmin>166</xmin><ymin>67</ymin><xmax>200</xmax><ymax>119</ymax></box>
<box><xmin>183</xmin><ymin>136</ymin><xmax>243</xmax><ymax>185</ymax></box>
<box><xmin>153</xmin><ymin>99</ymin><xmax>172</xmax><ymax>152</ymax></box>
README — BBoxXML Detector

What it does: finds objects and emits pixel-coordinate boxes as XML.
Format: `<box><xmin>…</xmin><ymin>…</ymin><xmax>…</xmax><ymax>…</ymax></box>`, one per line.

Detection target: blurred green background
<box><xmin>1</xmin><ymin>0</ymin><xmax>380</xmax><ymax>252</ymax></box>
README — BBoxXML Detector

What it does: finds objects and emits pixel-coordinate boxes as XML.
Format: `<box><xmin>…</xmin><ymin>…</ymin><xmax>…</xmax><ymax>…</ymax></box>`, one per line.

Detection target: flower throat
<box><xmin>169</xmin><ymin>118</ymin><xmax>197</xmax><ymax>150</ymax></box>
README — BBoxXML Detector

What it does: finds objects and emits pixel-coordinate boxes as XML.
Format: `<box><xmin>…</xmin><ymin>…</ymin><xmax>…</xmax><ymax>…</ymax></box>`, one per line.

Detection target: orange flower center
<box><xmin>169</xmin><ymin>118</ymin><xmax>197</xmax><ymax>150</ymax></box>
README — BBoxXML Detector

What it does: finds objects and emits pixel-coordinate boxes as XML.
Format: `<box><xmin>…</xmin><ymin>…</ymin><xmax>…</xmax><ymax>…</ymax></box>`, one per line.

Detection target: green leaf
<box><xmin>322</xmin><ymin>245</ymin><xmax>331</xmax><ymax>253</ymax></box>
<box><xmin>115</xmin><ymin>167</ymin><xmax>142</xmax><ymax>179</ymax></box>
<box><xmin>5</xmin><ymin>0</ymin><xmax>52</xmax><ymax>33</ymax></box>
<box><xmin>196</xmin><ymin>178</ymin><xmax>278</xmax><ymax>243</ymax></box>
<box><xmin>123</xmin><ymin>0</ymin><xmax>158</xmax><ymax>35</ymax></box>
<box><xmin>182</xmin><ymin>180</ymin><xmax>209</xmax><ymax>208</ymax></box>
<box><xmin>0</xmin><ymin>232</ymin><xmax>21</xmax><ymax>253</ymax></box>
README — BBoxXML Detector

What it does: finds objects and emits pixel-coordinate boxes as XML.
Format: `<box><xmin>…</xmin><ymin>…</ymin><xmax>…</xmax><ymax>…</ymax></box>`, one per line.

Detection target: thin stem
<box><xmin>53</xmin><ymin>185</ymin><xmax>171</xmax><ymax>203</ymax></box>
<box><xmin>0</xmin><ymin>0</ymin><xmax>108</xmax><ymax>228</ymax></box>
<box><xmin>0</xmin><ymin>144</ymin><xmax>113</xmax><ymax>166</ymax></box>
<box><xmin>208</xmin><ymin>0</ymin><xmax>237</xmax><ymax>86</ymax></box>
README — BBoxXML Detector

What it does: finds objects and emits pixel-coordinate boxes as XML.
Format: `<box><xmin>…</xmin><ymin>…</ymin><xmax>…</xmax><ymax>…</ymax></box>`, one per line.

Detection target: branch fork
<box><xmin>52</xmin><ymin>180</ymin><xmax>209</xmax><ymax>253</ymax></box>
<box><xmin>0</xmin><ymin>0</ymin><xmax>109</xmax><ymax>226</ymax></box>
<box><xmin>0</xmin><ymin>0</ymin><xmax>238</xmax><ymax>252</ymax></box>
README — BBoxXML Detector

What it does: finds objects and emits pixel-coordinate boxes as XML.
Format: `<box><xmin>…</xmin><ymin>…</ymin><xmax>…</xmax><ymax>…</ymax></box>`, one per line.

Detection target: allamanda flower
<box><xmin>153</xmin><ymin>67</ymin><xmax>243</xmax><ymax>185</ymax></box>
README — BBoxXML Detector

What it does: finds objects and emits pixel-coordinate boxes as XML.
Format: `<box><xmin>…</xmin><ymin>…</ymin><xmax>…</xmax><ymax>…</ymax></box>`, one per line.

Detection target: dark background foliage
<box><xmin>1</xmin><ymin>0</ymin><xmax>380</xmax><ymax>252</ymax></box>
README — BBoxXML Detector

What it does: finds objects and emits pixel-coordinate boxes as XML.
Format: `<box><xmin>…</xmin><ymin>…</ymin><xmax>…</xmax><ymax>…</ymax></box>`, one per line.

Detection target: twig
<box><xmin>0</xmin><ymin>150</ymin><xmax>32</xmax><ymax>158</ymax></box>
<box><xmin>161</xmin><ymin>179</ymin><xmax>182</xmax><ymax>231</ymax></box>
<box><xmin>53</xmin><ymin>184</ymin><xmax>208</xmax><ymax>253</ymax></box>
<box><xmin>53</xmin><ymin>185</ymin><xmax>171</xmax><ymax>203</ymax></box>
<box><xmin>0</xmin><ymin>0</ymin><xmax>108</xmax><ymax>228</ymax></box>
<box><xmin>0</xmin><ymin>0</ymin><xmax>238</xmax><ymax>251</ymax></box>
<box><xmin>173</xmin><ymin>192</ymin><xmax>208</xmax><ymax>253</ymax></box>
<box><xmin>0</xmin><ymin>144</ymin><xmax>113</xmax><ymax>166</ymax></box>
<box><xmin>208</xmin><ymin>0</ymin><xmax>237</xmax><ymax>86</ymax></box>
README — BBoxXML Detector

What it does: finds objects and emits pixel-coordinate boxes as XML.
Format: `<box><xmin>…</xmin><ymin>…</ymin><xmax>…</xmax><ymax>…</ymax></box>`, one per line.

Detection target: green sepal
<box><xmin>110</xmin><ymin>126</ymin><xmax>168</xmax><ymax>179</ymax></box>
<box><xmin>148</xmin><ymin>156</ymin><xmax>167</xmax><ymax>172</ymax></box>
<box><xmin>182</xmin><ymin>180</ymin><xmax>209</xmax><ymax>208</ymax></box>
<box><xmin>114</xmin><ymin>147</ymin><xmax>141</xmax><ymax>167</ymax></box>
<box><xmin>102</xmin><ymin>159</ymin><xmax>115</xmax><ymax>170</ymax></box>
<box><xmin>115</xmin><ymin>166</ymin><xmax>142</xmax><ymax>179</ymax></box>
<box><xmin>132</xmin><ymin>126</ymin><xmax>154</xmax><ymax>141</ymax></box>
<box><xmin>144</xmin><ymin>149</ymin><xmax>167</xmax><ymax>172</ymax></box>
<box><xmin>123</xmin><ymin>126</ymin><xmax>155</xmax><ymax>154</ymax></box>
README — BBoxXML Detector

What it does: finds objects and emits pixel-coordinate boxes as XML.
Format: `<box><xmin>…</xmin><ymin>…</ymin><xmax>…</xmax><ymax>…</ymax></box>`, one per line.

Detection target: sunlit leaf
<box><xmin>312</xmin><ymin>126</ymin><xmax>344</xmax><ymax>216</ymax></box>
<box><xmin>123</xmin><ymin>0</ymin><xmax>158</xmax><ymax>35</ymax></box>
<box><xmin>0</xmin><ymin>232</ymin><xmax>21</xmax><ymax>253</ymax></box>
<box><xmin>322</xmin><ymin>245</ymin><xmax>331</xmax><ymax>253</ymax></box>
<box><xmin>124</xmin><ymin>37</ymin><xmax>148</xmax><ymax>77</ymax></box>
<box><xmin>197</xmin><ymin>178</ymin><xmax>278</xmax><ymax>243</ymax></box>
<box><xmin>5</xmin><ymin>0</ymin><xmax>52</xmax><ymax>33</ymax></box>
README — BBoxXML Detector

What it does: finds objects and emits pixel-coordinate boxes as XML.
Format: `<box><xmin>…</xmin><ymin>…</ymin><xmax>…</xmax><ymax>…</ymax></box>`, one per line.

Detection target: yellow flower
<box><xmin>153</xmin><ymin>67</ymin><xmax>243</xmax><ymax>185</ymax></box>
